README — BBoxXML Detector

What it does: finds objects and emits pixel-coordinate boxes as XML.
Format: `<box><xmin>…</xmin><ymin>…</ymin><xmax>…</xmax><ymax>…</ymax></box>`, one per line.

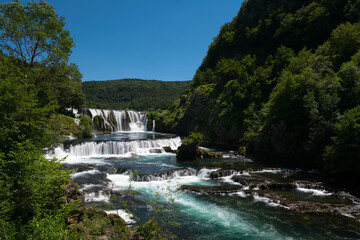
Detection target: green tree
<box><xmin>323</xmin><ymin>105</ymin><xmax>360</xmax><ymax>177</ymax></box>
<box><xmin>0</xmin><ymin>0</ymin><xmax>74</xmax><ymax>68</ymax></box>
<box><xmin>327</xmin><ymin>22</ymin><xmax>360</xmax><ymax>69</ymax></box>
<box><xmin>338</xmin><ymin>50</ymin><xmax>360</xmax><ymax>111</ymax></box>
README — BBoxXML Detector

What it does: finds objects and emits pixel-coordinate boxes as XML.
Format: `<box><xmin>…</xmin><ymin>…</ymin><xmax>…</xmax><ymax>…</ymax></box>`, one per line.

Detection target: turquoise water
<box><xmin>63</xmin><ymin>132</ymin><xmax>360</xmax><ymax>240</ymax></box>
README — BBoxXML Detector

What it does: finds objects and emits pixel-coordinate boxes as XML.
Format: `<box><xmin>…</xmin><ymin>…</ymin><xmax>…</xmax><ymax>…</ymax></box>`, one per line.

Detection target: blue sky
<box><xmin>49</xmin><ymin>0</ymin><xmax>243</xmax><ymax>81</ymax></box>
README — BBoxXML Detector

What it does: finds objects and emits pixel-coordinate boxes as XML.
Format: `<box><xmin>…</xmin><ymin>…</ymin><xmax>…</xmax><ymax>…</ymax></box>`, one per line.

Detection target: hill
<box><xmin>82</xmin><ymin>79</ymin><xmax>190</xmax><ymax>111</ymax></box>
<box><xmin>153</xmin><ymin>0</ymin><xmax>360</xmax><ymax>178</ymax></box>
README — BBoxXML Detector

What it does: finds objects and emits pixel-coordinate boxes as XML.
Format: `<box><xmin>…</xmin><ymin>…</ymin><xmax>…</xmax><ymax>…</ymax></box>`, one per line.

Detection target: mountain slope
<box><xmin>82</xmin><ymin>79</ymin><xmax>190</xmax><ymax>111</ymax></box>
<box><xmin>153</xmin><ymin>0</ymin><xmax>360</xmax><ymax>177</ymax></box>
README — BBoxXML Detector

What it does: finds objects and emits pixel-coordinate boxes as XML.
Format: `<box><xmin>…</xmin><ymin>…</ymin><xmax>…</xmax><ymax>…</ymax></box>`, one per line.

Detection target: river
<box><xmin>46</xmin><ymin>110</ymin><xmax>360</xmax><ymax>239</ymax></box>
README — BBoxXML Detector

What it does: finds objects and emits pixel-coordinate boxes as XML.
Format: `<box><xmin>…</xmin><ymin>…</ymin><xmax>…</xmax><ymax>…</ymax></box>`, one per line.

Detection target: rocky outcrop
<box><xmin>180</xmin><ymin>167</ymin><xmax>360</xmax><ymax>220</ymax></box>
<box><xmin>67</xmin><ymin>207</ymin><xmax>131</xmax><ymax>239</ymax></box>
<box><xmin>176</xmin><ymin>143</ymin><xmax>197</xmax><ymax>161</ymax></box>
<box><xmin>197</xmin><ymin>148</ymin><xmax>223</xmax><ymax>159</ymax></box>
<box><xmin>62</xmin><ymin>181</ymin><xmax>84</xmax><ymax>205</ymax></box>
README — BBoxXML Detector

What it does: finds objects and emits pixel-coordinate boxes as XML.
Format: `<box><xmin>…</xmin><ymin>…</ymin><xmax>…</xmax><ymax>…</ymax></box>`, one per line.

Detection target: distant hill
<box><xmin>82</xmin><ymin>79</ymin><xmax>191</xmax><ymax>111</ymax></box>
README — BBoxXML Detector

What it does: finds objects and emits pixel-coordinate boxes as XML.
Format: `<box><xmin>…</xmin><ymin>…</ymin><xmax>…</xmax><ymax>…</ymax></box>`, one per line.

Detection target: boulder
<box><xmin>176</xmin><ymin>143</ymin><xmax>197</xmax><ymax>161</ymax></box>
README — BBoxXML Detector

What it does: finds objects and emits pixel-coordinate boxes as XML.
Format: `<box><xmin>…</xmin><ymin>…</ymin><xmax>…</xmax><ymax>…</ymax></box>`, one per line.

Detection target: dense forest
<box><xmin>152</xmin><ymin>0</ymin><xmax>360</xmax><ymax>179</ymax></box>
<box><xmin>82</xmin><ymin>79</ymin><xmax>190</xmax><ymax>111</ymax></box>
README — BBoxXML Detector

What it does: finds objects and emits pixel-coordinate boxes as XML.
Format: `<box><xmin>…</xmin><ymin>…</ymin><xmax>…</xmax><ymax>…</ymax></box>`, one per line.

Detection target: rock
<box><xmin>163</xmin><ymin>146</ymin><xmax>176</xmax><ymax>153</ymax></box>
<box><xmin>176</xmin><ymin>143</ymin><xmax>197</xmax><ymax>161</ymax></box>
<box><xmin>209</xmin><ymin>169</ymin><xmax>237</xmax><ymax>179</ymax></box>
<box><xmin>106</xmin><ymin>167</ymin><xmax>130</xmax><ymax>175</ymax></box>
<box><xmin>62</xmin><ymin>181</ymin><xmax>84</xmax><ymax>205</ymax></box>
<box><xmin>197</xmin><ymin>148</ymin><xmax>223</xmax><ymax>159</ymax></box>
<box><xmin>267</xmin><ymin>182</ymin><xmax>297</xmax><ymax>190</ymax></box>
<box><xmin>180</xmin><ymin>185</ymin><xmax>242</xmax><ymax>194</ymax></box>
<box><xmin>149</xmin><ymin>149</ymin><xmax>163</xmax><ymax>154</ymax></box>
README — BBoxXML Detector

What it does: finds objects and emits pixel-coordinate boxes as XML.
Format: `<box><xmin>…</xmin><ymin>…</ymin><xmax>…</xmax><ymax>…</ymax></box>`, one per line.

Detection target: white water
<box><xmin>106</xmin><ymin>170</ymin><xmax>285</xmax><ymax>239</ymax></box>
<box><xmin>89</xmin><ymin>108</ymin><xmax>148</xmax><ymax>132</ymax></box>
<box><xmin>46</xmin><ymin>137</ymin><xmax>181</xmax><ymax>160</ymax></box>
<box><xmin>152</xmin><ymin>120</ymin><xmax>155</xmax><ymax>132</ymax></box>
<box><xmin>295</xmin><ymin>183</ymin><xmax>332</xmax><ymax>196</ymax></box>
<box><xmin>105</xmin><ymin>209</ymin><xmax>136</xmax><ymax>224</ymax></box>
<box><xmin>67</xmin><ymin>108</ymin><xmax>149</xmax><ymax>132</ymax></box>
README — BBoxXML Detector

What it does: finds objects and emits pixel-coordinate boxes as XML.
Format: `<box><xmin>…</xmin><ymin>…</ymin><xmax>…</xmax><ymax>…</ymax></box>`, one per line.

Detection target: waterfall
<box><xmin>152</xmin><ymin>120</ymin><xmax>155</xmax><ymax>132</ymax></box>
<box><xmin>47</xmin><ymin>137</ymin><xmax>182</xmax><ymax>158</ymax></box>
<box><xmin>68</xmin><ymin>108</ymin><xmax>149</xmax><ymax>132</ymax></box>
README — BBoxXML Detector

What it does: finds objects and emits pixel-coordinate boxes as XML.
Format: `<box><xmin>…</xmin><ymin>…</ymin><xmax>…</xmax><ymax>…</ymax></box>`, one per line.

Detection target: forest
<box><xmin>82</xmin><ymin>79</ymin><xmax>190</xmax><ymax>111</ymax></box>
<box><xmin>152</xmin><ymin>0</ymin><xmax>360</xmax><ymax>180</ymax></box>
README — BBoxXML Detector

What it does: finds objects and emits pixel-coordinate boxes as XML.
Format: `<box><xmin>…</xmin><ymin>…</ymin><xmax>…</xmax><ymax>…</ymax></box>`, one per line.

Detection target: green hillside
<box><xmin>82</xmin><ymin>79</ymin><xmax>190</xmax><ymax>111</ymax></box>
<box><xmin>153</xmin><ymin>0</ymin><xmax>360</xmax><ymax>178</ymax></box>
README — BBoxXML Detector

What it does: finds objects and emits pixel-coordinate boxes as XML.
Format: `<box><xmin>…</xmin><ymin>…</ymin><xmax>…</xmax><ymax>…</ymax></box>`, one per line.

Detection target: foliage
<box><xmin>182</xmin><ymin>132</ymin><xmax>204</xmax><ymax>147</ymax></box>
<box><xmin>67</xmin><ymin>208</ymin><xmax>130</xmax><ymax>239</ymax></box>
<box><xmin>82</xmin><ymin>78</ymin><xmax>190</xmax><ymax>111</ymax></box>
<box><xmin>263</xmin><ymin>49</ymin><xmax>340</xmax><ymax>166</ymax></box>
<box><xmin>0</xmin><ymin>0</ymin><xmax>74</xmax><ymax>68</ymax></box>
<box><xmin>0</xmin><ymin>1</ymin><xmax>86</xmax><ymax>238</ymax></box>
<box><xmin>78</xmin><ymin>115</ymin><xmax>93</xmax><ymax>138</ymax></box>
<box><xmin>0</xmin><ymin>54</ymin><xmax>54</xmax><ymax>151</ymax></box>
<box><xmin>163</xmin><ymin>0</ymin><xmax>360</xmax><ymax>175</ymax></box>
<box><xmin>323</xmin><ymin>105</ymin><xmax>360</xmax><ymax>177</ymax></box>
<box><xmin>0</xmin><ymin>141</ymin><xmax>74</xmax><ymax>238</ymax></box>
<box><xmin>49</xmin><ymin>114</ymin><xmax>80</xmax><ymax>139</ymax></box>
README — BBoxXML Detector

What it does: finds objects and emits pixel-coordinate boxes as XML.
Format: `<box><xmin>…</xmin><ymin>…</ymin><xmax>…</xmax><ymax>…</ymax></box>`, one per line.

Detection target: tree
<box><xmin>0</xmin><ymin>0</ymin><xmax>74</xmax><ymax>68</ymax></box>
<box><xmin>323</xmin><ymin>105</ymin><xmax>360</xmax><ymax>177</ymax></box>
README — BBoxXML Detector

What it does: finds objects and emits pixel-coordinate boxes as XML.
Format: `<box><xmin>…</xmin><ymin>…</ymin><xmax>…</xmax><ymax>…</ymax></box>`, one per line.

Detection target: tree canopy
<box><xmin>160</xmin><ymin>0</ymin><xmax>360</xmax><ymax>178</ymax></box>
<box><xmin>0</xmin><ymin>0</ymin><xmax>73</xmax><ymax>68</ymax></box>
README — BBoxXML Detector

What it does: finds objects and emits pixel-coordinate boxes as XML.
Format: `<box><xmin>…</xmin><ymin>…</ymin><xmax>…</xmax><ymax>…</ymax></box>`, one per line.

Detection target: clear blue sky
<box><xmin>49</xmin><ymin>0</ymin><xmax>243</xmax><ymax>81</ymax></box>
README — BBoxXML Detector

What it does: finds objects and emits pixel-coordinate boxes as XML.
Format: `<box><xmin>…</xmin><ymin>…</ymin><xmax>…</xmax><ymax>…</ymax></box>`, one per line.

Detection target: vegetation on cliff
<box><xmin>82</xmin><ymin>78</ymin><xmax>190</xmax><ymax>111</ymax></box>
<box><xmin>162</xmin><ymin>0</ymin><xmax>360</xmax><ymax>178</ymax></box>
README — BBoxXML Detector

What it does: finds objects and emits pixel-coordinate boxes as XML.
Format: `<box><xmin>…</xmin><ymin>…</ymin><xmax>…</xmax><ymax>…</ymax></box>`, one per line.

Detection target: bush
<box><xmin>182</xmin><ymin>132</ymin><xmax>204</xmax><ymax>147</ymax></box>
<box><xmin>79</xmin><ymin>115</ymin><xmax>93</xmax><ymax>138</ymax></box>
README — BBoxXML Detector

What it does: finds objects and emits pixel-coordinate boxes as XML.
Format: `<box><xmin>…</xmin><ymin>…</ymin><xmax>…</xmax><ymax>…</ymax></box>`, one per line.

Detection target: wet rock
<box><xmin>209</xmin><ymin>169</ymin><xmax>238</xmax><ymax>179</ymax></box>
<box><xmin>197</xmin><ymin>148</ymin><xmax>223</xmax><ymax>159</ymax></box>
<box><xmin>65</xmin><ymin>163</ymin><xmax>94</xmax><ymax>173</ymax></box>
<box><xmin>106</xmin><ymin>167</ymin><xmax>131</xmax><ymax>175</ymax></box>
<box><xmin>267</xmin><ymin>182</ymin><xmax>297</xmax><ymax>190</ymax></box>
<box><xmin>163</xmin><ymin>146</ymin><xmax>176</xmax><ymax>153</ymax></box>
<box><xmin>180</xmin><ymin>185</ymin><xmax>242</xmax><ymax>195</ymax></box>
<box><xmin>149</xmin><ymin>149</ymin><xmax>163</xmax><ymax>154</ymax></box>
<box><xmin>72</xmin><ymin>171</ymin><xmax>110</xmax><ymax>186</ymax></box>
<box><xmin>176</xmin><ymin>143</ymin><xmax>197</xmax><ymax>161</ymax></box>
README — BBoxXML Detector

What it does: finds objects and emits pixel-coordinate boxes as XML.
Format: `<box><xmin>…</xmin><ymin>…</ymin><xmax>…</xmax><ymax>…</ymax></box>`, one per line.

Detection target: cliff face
<box><xmin>174</xmin><ymin>89</ymin><xmax>243</xmax><ymax>146</ymax></box>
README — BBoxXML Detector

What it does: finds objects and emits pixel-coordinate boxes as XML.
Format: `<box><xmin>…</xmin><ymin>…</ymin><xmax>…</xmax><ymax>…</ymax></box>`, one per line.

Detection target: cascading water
<box><xmin>152</xmin><ymin>120</ymin><xmax>155</xmax><ymax>132</ymax></box>
<box><xmin>47</xmin><ymin>137</ymin><xmax>181</xmax><ymax>159</ymax></box>
<box><xmin>49</xmin><ymin>124</ymin><xmax>360</xmax><ymax>239</ymax></box>
<box><xmin>68</xmin><ymin>108</ymin><xmax>149</xmax><ymax>132</ymax></box>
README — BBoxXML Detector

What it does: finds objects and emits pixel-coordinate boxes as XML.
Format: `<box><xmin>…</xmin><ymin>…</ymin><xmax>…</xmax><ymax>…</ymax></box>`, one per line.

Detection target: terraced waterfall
<box><xmin>47</xmin><ymin>114</ymin><xmax>360</xmax><ymax>239</ymax></box>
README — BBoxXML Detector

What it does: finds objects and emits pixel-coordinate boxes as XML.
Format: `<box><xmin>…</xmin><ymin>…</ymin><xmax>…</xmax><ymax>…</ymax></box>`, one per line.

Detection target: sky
<box><xmin>48</xmin><ymin>0</ymin><xmax>243</xmax><ymax>82</ymax></box>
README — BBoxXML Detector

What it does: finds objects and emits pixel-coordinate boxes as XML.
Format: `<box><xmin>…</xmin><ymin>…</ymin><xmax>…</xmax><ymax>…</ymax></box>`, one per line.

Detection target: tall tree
<box><xmin>0</xmin><ymin>0</ymin><xmax>74</xmax><ymax>68</ymax></box>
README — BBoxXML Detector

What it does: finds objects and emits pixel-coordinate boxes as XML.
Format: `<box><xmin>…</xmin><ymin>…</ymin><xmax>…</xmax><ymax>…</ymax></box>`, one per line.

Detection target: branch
<box><xmin>29</xmin><ymin>36</ymin><xmax>39</xmax><ymax>68</ymax></box>
<box><xmin>0</xmin><ymin>38</ymin><xmax>25</xmax><ymax>61</ymax></box>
